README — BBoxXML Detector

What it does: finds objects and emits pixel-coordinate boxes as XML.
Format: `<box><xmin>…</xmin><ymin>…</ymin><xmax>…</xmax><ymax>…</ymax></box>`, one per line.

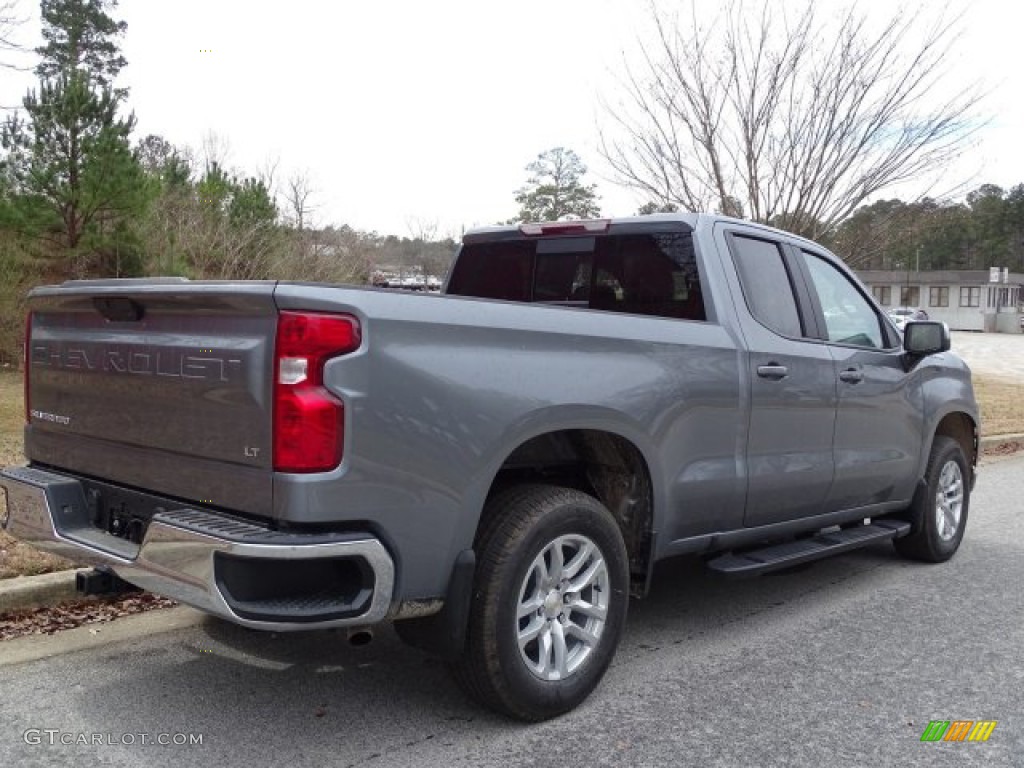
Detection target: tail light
<box><xmin>273</xmin><ymin>311</ymin><xmax>361</xmax><ymax>473</ymax></box>
<box><xmin>24</xmin><ymin>312</ymin><xmax>32</xmax><ymax>424</ymax></box>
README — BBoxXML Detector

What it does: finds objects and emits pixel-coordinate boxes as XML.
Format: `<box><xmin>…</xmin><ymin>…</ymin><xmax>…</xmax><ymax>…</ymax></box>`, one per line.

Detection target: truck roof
<box><xmin>461</xmin><ymin>213</ymin><xmax>832</xmax><ymax>254</ymax></box>
<box><xmin>462</xmin><ymin>212</ymin><xmax>702</xmax><ymax>240</ymax></box>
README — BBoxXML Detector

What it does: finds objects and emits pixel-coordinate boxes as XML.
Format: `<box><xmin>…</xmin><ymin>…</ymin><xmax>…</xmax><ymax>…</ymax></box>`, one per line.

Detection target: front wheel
<box><xmin>451</xmin><ymin>484</ymin><xmax>629</xmax><ymax>721</ymax></box>
<box><xmin>894</xmin><ymin>436</ymin><xmax>971</xmax><ymax>563</ymax></box>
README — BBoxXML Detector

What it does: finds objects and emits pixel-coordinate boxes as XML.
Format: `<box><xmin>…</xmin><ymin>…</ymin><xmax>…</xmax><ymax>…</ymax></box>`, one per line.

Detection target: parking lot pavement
<box><xmin>951</xmin><ymin>332</ymin><xmax>1024</xmax><ymax>380</ymax></box>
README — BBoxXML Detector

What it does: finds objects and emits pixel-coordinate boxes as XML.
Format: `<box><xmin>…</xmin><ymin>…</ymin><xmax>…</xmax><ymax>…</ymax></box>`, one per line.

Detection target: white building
<box><xmin>856</xmin><ymin>270</ymin><xmax>1023</xmax><ymax>333</ymax></box>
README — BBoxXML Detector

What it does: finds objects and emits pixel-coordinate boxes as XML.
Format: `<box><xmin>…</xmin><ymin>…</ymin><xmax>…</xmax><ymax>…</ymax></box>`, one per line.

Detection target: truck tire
<box><xmin>450</xmin><ymin>484</ymin><xmax>629</xmax><ymax>721</ymax></box>
<box><xmin>894</xmin><ymin>436</ymin><xmax>970</xmax><ymax>563</ymax></box>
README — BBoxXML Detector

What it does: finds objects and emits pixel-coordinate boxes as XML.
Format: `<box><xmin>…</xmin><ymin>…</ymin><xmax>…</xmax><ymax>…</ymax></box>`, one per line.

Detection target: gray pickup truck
<box><xmin>0</xmin><ymin>213</ymin><xmax>978</xmax><ymax>721</ymax></box>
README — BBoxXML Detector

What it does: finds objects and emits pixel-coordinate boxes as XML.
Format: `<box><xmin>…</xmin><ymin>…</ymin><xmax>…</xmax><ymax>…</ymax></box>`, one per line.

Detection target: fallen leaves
<box><xmin>0</xmin><ymin>592</ymin><xmax>176</xmax><ymax>641</ymax></box>
<box><xmin>983</xmin><ymin>439</ymin><xmax>1023</xmax><ymax>457</ymax></box>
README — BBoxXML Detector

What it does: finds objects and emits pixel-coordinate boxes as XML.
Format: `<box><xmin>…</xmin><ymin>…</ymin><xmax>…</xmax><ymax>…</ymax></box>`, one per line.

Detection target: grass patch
<box><xmin>974</xmin><ymin>374</ymin><xmax>1024</xmax><ymax>437</ymax></box>
<box><xmin>0</xmin><ymin>371</ymin><xmax>76</xmax><ymax>579</ymax></box>
<box><xmin>0</xmin><ymin>369</ymin><xmax>23</xmax><ymax>467</ymax></box>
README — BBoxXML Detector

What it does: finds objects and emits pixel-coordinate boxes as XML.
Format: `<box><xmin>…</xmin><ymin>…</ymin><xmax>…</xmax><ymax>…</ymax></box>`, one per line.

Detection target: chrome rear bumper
<box><xmin>0</xmin><ymin>466</ymin><xmax>395</xmax><ymax>631</ymax></box>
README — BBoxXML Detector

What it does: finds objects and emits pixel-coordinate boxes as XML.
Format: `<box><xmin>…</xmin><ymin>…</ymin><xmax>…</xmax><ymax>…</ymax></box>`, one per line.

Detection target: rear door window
<box><xmin>728</xmin><ymin>234</ymin><xmax>804</xmax><ymax>337</ymax></box>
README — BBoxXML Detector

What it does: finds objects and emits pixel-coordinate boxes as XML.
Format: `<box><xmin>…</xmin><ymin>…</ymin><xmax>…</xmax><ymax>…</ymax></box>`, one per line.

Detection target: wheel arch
<box><xmin>477</xmin><ymin>425</ymin><xmax>658</xmax><ymax>596</ymax></box>
<box><xmin>923</xmin><ymin>410</ymin><xmax>978</xmax><ymax>483</ymax></box>
<box><xmin>395</xmin><ymin>422</ymin><xmax>655</xmax><ymax>662</ymax></box>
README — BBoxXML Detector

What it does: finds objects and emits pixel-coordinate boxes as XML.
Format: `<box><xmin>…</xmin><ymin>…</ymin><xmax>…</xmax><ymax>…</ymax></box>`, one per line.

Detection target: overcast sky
<box><xmin>2</xmin><ymin>0</ymin><xmax>1022</xmax><ymax>237</ymax></box>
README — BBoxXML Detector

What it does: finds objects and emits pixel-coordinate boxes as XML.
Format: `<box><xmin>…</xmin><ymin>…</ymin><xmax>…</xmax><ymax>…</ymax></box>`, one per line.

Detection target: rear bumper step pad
<box><xmin>0</xmin><ymin>465</ymin><xmax>395</xmax><ymax>630</ymax></box>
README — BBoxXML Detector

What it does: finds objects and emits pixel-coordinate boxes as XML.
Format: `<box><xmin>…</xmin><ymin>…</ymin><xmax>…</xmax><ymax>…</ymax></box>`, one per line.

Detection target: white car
<box><xmin>887</xmin><ymin>307</ymin><xmax>929</xmax><ymax>330</ymax></box>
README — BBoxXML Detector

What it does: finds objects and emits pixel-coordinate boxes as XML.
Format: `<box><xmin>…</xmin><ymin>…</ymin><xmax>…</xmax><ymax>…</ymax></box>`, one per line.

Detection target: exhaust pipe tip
<box><xmin>347</xmin><ymin>627</ymin><xmax>374</xmax><ymax>647</ymax></box>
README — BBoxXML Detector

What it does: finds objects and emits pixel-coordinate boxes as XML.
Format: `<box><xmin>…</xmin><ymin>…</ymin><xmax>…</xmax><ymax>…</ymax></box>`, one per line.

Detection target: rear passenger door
<box><xmin>717</xmin><ymin>226</ymin><xmax>837</xmax><ymax>528</ymax></box>
<box><xmin>793</xmin><ymin>250</ymin><xmax>922</xmax><ymax>511</ymax></box>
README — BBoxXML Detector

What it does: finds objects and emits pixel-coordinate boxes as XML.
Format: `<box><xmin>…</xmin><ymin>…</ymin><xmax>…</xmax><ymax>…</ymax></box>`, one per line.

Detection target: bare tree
<box><xmin>406</xmin><ymin>216</ymin><xmax>438</xmax><ymax>242</ymax></box>
<box><xmin>284</xmin><ymin>171</ymin><xmax>318</xmax><ymax>231</ymax></box>
<box><xmin>200</xmin><ymin>131</ymin><xmax>232</xmax><ymax>172</ymax></box>
<box><xmin>279</xmin><ymin>170</ymin><xmax>328</xmax><ymax>281</ymax></box>
<box><xmin>257</xmin><ymin>154</ymin><xmax>280</xmax><ymax>199</ymax></box>
<box><xmin>141</xmin><ymin>186</ymin><xmax>277</xmax><ymax>280</ymax></box>
<box><xmin>600</xmin><ymin>1</ymin><xmax>981</xmax><ymax>239</ymax></box>
<box><xmin>1</xmin><ymin>1</ymin><xmax>26</xmax><ymax>72</ymax></box>
<box><xmin>273</xmin><ymin>225</ymin><xmax>373</xmax><ymax>285</ymax></box>
<box><xmin>405</xmin><ymin>216</ymin><xmax>456</xmax><ymax>285</ymax></box>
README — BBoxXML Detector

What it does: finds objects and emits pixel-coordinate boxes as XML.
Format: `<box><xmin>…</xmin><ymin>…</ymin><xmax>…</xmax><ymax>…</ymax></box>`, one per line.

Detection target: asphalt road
<box><xmin>1</xmin><ymin>456</ymin><xmax>1022</xmax><ymax>768</ymax></box>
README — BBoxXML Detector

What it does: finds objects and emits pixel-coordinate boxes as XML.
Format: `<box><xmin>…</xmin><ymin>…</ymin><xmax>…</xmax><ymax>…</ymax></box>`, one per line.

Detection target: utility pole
<box><xmin>902</xmin><ymin>256</ymin><xmax>911</xmax><ymax>307</ymax></box>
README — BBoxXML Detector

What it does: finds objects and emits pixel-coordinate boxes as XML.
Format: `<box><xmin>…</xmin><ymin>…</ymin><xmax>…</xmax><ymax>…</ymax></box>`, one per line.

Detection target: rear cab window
<box><xmin>447</xmin><ymin>228</ymin><xmax>707</xmax><ymax>322</ymax></box>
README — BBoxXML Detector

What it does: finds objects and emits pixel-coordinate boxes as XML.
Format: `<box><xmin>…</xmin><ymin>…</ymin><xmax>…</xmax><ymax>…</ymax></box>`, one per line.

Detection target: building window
<box><xmin>960</xmin><ymin>286</ymin><xmax>980</xmax><ymax>307</ymax></box>
<box><xmin>872</xmin><ymin>285</ymin><xmax>891</xmax><ymax>306</ymax></box>
<box><xmin>929</xmin><ymin>286</ymin><xmax>949</xmax><ymax>307</ymax></box>
<box><xmin>900</xmin><ymin>286</ymin><xmax>920</xmax><ymax>307</ymax></box>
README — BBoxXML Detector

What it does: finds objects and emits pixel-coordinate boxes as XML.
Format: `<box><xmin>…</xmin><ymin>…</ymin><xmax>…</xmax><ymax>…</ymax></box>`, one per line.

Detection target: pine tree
<box><xmin>36</xmin><ymin>0</ymin><xmax>127</xmax><ymax>90</ymax></box>
<box><xmin>0</xmin><ymin>0</ymin><xmax>144</xmax><ymax>266</ymax></box>
<box><xmin>514</xmin><ymin>147</ymin><xmax>600</xmax><ymax>223</ymax></box>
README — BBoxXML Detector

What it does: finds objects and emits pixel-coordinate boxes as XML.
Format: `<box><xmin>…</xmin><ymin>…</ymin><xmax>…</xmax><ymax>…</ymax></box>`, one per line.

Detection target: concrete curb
<box><xmin>979</xmin><ymin>432</ymin><xmax>1024</xmax><ymax>448</ymax></box>
<box><xmin>0</xmin><ymin>605</ymin><xmax>205</xmax><ymax>665</ymax></box>
<box><xmin>0</xmin><ymin>568</ymin><xmax>90</xmax><ymax>615</ymax></box>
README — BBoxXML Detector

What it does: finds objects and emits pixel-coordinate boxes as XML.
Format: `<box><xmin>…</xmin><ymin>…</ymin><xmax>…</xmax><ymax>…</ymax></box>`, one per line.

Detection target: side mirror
<box><xmin>903</xmin><ymin>321</ymin><xmax>950</xmax><ymax>357</ymax></box>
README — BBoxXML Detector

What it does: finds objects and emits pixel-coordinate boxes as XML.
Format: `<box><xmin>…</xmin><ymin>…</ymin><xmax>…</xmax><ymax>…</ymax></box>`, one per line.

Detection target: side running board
<box><xmin>707</xmin><ymin>519</ymin><xmax>911</xmax><ymax>577</ymax></box>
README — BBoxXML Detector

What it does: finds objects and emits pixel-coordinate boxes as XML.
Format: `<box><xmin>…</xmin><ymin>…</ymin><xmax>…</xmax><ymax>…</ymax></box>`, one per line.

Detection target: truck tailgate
<box><xmin>24</xmin><ymin>281</ymin><xmax>277</xmax><ymax>518</ymax></box>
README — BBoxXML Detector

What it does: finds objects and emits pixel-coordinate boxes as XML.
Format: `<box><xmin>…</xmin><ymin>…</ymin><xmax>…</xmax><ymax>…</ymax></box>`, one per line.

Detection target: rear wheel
<box><xmin>894</xmin><ymin>436</ymin><xmax>970</xmax><ymax>563</ymax></box>
<box><xmin>451</xmin><ymin>484</ymin><xmax>629</xmax><ymax>721</ymax></box>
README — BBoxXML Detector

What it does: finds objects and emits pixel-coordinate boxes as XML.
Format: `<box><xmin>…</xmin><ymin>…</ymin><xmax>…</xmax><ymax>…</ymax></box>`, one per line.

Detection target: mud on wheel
<box><xmin>450</xmin><ymin>484</ymin><xmax>630</xmax><ymax>721</ymax></box>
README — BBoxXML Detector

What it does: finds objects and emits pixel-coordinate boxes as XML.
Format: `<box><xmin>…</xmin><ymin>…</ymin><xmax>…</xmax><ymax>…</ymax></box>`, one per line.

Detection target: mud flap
<box><xmin>393</xmin><ymin>549</ymin><xmax>476</xmax><ymax>661</ymax></box>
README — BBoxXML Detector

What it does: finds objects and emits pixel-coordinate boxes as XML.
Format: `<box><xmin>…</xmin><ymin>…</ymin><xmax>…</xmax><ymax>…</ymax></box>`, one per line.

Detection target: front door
<box><xmin>795</xmin><ymin>249</ymin><xmax>923</xmax><ymax>512</ymax></box>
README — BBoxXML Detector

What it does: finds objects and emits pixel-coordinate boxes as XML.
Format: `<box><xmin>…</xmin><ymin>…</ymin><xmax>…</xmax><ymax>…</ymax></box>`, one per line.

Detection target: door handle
<box><xmin>839</xmin><ymin>368</ymin><xmax>864</xmax><ymax>384</ymax></box>
<box><xmin>756</xmin><ymin>364</ymin><xmax>789</xmax><ymax>380</ymax></box>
